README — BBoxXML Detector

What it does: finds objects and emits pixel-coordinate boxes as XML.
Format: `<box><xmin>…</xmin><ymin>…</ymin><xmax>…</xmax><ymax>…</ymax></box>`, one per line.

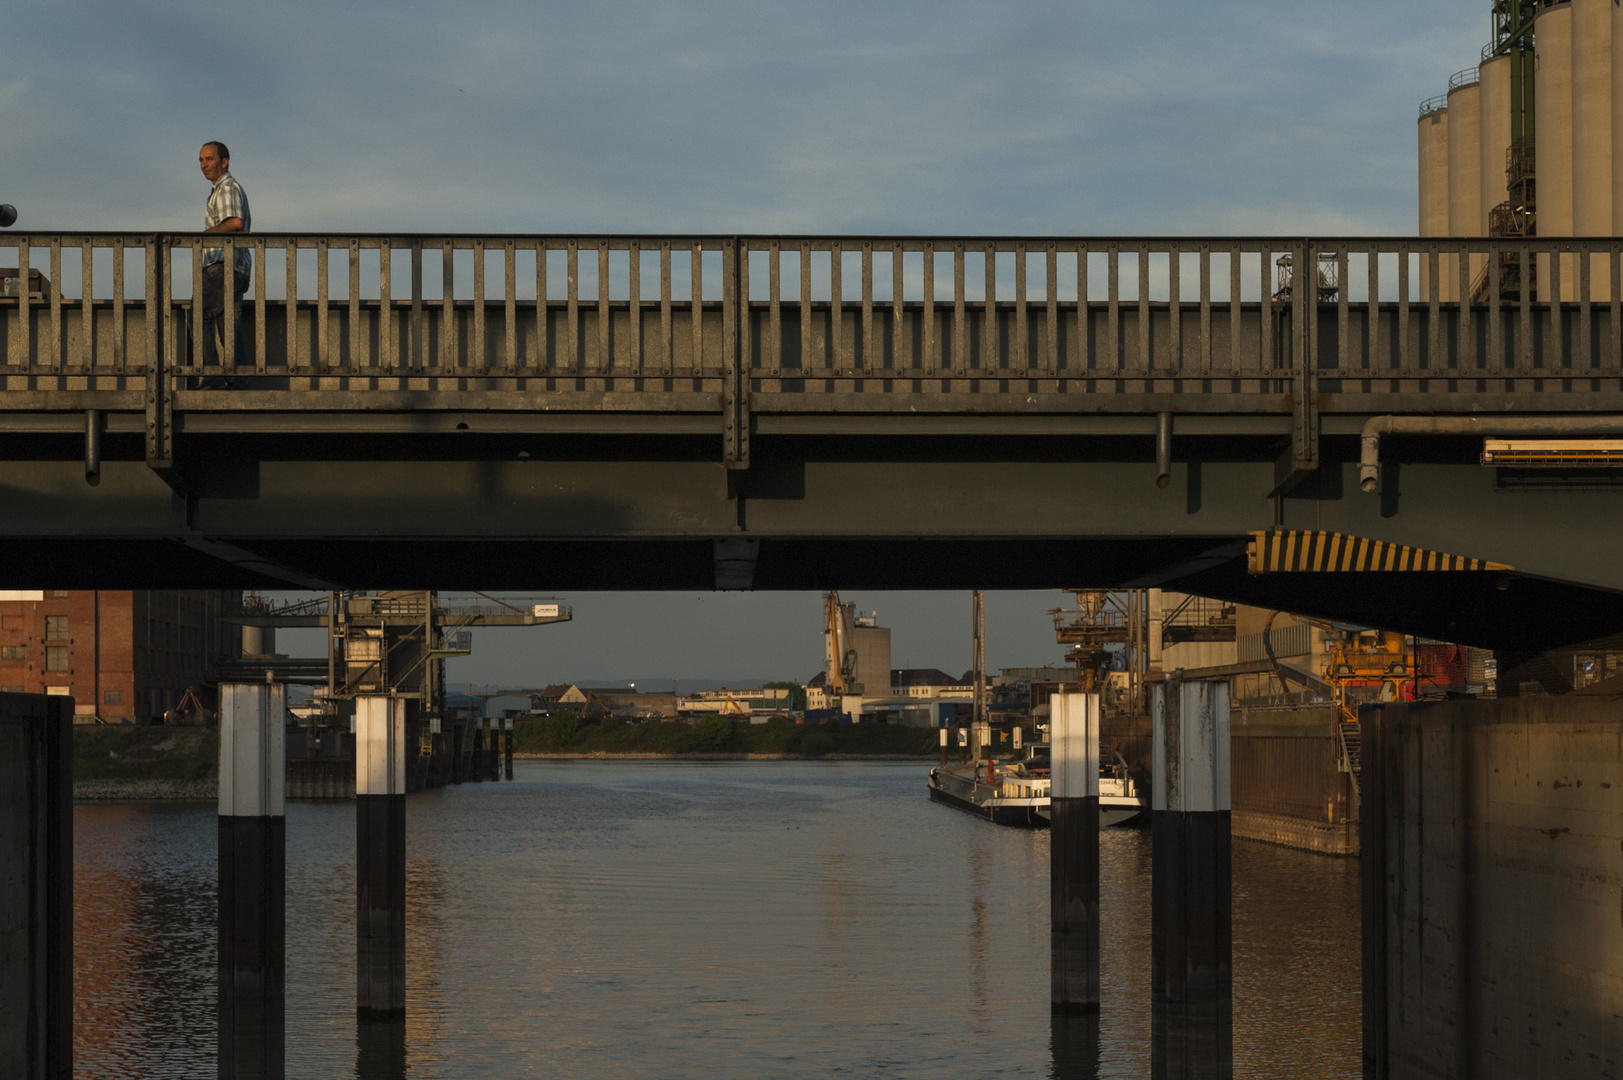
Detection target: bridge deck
<box><xmin>4</xmin><ymin>234</ymin><xmax>1622</xmax><ymax>465</ymax></box>
<box><xmin>4</xmin><ymin>235</ymin><xmax>1623</xmax><ymax>652</ymax></box>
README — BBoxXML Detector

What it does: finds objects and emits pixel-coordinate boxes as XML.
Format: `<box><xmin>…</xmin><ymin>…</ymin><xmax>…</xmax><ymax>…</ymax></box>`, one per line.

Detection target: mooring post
<box><xmin>503</xmin><ymin>717</ymin><xmax>514</xmax><ymax>780</ymax></box>
<box><xmin>1050</xmin><ymin>692</ymin><xmax>1100</xmax><ymax>1014</ymax></box>
<box><xmin>1151</xmin><ymin>676</ymin><xmax>1232</xmax><ymax>1080</ymax></box>
<box><xmin>356</xmin><ymin>696</ymin><xmax>406</xmax><ymax>1021</ymax></box>
<box><xmin>0</xmin><ymin>692</ymin><xmax>73</xmax><ymax>1080</ymax></box>
<box><xmin>939</xmin><ymin>726</ymin><xmax>948</xmax><ymax>768</ymax></box>
<box><xmin>218</xmin><ymin>682</ymin><xmax>287</xmax><ymax>1080</ymax></box>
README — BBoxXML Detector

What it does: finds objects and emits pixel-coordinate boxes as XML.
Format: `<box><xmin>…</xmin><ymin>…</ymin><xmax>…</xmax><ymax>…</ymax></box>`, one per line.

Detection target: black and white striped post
<box><xmin>356</xmin><ymin>696</ymin><xmax>406</xmax><ymax>1021</ymax></box>
<box><xmin>218</xmin><ymin>682</ymin><xmax>286</xmax><ymax>1080</ymax></box>
<box><xmin>1151</xmin><ymin>676</ymin><xmax>1232</xmax><ymax>1080</ymax></box>
<box><xmin>1050</xmin><ymin>691</ymin><xmax>1100</xmax><ymax>1014</ymax></box>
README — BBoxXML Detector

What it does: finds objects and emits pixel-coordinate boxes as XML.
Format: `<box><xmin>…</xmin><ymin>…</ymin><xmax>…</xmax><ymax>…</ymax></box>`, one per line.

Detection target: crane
<box><xmin>822</xmin><ymin>591</ymin><xmax>862</xmax><ymax>698</ymax></box>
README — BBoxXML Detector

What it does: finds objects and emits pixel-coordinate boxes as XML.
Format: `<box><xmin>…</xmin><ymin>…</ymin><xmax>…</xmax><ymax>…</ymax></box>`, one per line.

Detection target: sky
<box><xmin>5</xmin><ymin>0</ymin><xmax>1490</xmax><ymax>684</ymax></box>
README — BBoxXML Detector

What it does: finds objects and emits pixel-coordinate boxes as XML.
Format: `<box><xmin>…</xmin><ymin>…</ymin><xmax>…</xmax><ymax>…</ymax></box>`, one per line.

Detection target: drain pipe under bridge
<box><xmin>1360</xmin><ymin>415</ymin><xmax>1623</xmax><ymax>493</ymax></box>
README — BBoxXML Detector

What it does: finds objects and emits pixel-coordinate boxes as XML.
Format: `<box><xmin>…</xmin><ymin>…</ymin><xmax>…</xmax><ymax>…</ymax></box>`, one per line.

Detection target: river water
<box><xmin>73</xmin><ymin>760</ymin><xmax>1360</xmax><ymax>1078</ymax></box>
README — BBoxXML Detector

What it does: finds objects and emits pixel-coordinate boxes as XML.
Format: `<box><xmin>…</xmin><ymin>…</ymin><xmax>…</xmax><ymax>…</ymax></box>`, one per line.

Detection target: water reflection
<box><xmin>357</xmin><ymin>1019</ymin><xmax>405</xmax><ymax>1080</ymax></box>
<box><xmin>74</xmin><ymin>763</ymin><xmax>1360</xmax><ymax>1079</ymax></box>
<box><xmin>1050</xmin><ymin>1013</ymin><xmax>1102</xmax><ymax>1080</ymax></box>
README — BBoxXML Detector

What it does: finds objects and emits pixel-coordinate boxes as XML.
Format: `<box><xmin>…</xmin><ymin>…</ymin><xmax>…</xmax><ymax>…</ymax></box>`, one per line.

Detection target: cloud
<box><xmin>2</xmin><ymin>0</ymin><xmax>1491</xmax><ymax>236</ymax></box>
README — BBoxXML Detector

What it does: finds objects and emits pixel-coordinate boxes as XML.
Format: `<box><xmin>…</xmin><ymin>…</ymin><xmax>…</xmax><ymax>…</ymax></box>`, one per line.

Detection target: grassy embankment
<box><xmin>513</xmin><ymin>713</ymin><xmax>937</xmax><ymax>758</ymax></box>
<box><xmin>73</xmin><ymin>725</ymin><xmax>218</xmax><ymax>781</ymax></box>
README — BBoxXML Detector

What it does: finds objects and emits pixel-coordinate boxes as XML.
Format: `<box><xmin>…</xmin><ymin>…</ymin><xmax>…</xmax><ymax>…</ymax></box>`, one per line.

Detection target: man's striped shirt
<box><xmin>203</xmin><ymin>172</ymin><xmax>252</xmax><ymax>275</ymax></box>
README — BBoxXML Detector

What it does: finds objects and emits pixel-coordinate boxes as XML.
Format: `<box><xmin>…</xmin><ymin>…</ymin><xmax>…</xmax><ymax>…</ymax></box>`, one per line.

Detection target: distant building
<box><xmin>444</xmin><ymin>692</ymin><xmax>486</xmax><ymax>722</ymax></box>
<box><xmin>890</xmin><ymin>668</ymin><xmax>973</xmax><ymax>698</ymax></box>
<box><xmin>592</xmin><ymin>690</ymin><xmax>677</xmax><ymax>719</ymax></box>
<box><xmin>481</xmin><ymin>693</ymin><xmax>535</xmax><ymax>719</ymax></box>
<box><xmin>536</xmin><ymin>684</ymin><xmax>588</xmax><ymax>711</ymax></box>
<box><xmin>0</xmin><ymin>590</ymin><xmax>240</xmax><ymax>724</ymax></box>
<box><xmin>677</xmin><ymin>687</ymin><xmax>792</xmax><ymax>720</ymax></box>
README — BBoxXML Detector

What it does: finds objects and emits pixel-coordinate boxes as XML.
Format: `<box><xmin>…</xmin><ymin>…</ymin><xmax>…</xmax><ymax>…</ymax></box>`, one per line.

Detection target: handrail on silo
<box><xmin>1419</xmin><ymin>94</ymin><xmax>1449</xmax><ymax>118</ymax></box>
<box><xmin>1447</xmin><ymin>67</ymin><xmax>1480</xmax><ymax>92</ymax></box>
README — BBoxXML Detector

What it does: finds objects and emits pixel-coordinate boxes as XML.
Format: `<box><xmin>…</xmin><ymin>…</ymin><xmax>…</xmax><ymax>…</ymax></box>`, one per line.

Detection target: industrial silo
<box><xmin>1535</xmin><ymin>2</ymin><xmax>1574</xmax><ymax>301</ymax></box>
<box><xmin>1572</xmin><ymin>0</ymin><xmax>1612</xmax><ymax>300</ymax></box>
<box><xmin>1419</xmin><ymin>100</ymin><xmax>1451</xmax><ymax>302</ymax></box>
<box><xmin>1615</xmin><ymin>0</ymin><xmax>1623</xmax><ymax>238</ymax></box>
<box><xmin>1480</xmin><ymin>53</ymin><xmax>1513</xmax><ymax>235</ymax></box>
<box><xmin>1448</xmin><ymin>72</ymin><xmax>1483</xmax><ymax>300</ymax></box>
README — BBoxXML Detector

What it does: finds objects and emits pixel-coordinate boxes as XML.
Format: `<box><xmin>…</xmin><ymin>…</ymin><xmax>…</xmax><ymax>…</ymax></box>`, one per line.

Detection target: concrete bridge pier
<box><xmin>1050</xmin><ymin>692</ymin><xmax>1101</xmax><ymax>1014</ymax></box>
<box><xmin>1361</xmin><ymin>697</ymin><xmax>1623</xmax><ymax>1080</ymax></box>
<box><xmin>0</xmin><ymin>692</ymin><xmax>73</xmax><ymax>1080</ymax></box>
<box><xmin>217</xmin><ymin>682</ymin><xmax>287</xmax><ymax>1080</ymax></box>
<box><xmin>356</xmin><ymin>697</ymin><xmax>406</xmax><ymax>1021</ymax></box>
<box><xmin>1151</xmin><ymin>677</ymin><xmax>1232</xmax><ymax>1080</ymax></box>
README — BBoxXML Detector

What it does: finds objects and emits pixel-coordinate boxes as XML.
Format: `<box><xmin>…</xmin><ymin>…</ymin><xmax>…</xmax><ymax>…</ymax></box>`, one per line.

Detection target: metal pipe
<box><xmin>1155</xmin><ymin>412</ymin><xmax>1172</xmax><ymax>488</ymax></box>
<box><xmin>84</xmin><ymin>408</ymin><xmax>101</xmax><ymax>486</ymax></box>
<box><xmin>1359</xmin><ymin>414</ymin><xmax>1623</xmax><ymax>493</ymax></box>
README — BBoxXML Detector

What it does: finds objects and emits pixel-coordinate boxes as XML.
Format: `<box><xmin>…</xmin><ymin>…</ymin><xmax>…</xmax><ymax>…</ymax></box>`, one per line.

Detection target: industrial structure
<box><xmin>818</xmin><ymin>592</ymin><xmax>889</xmax><ymax>716</ymax></box>
<box><xmin>226</xmin><ymin>591</ymin><xmax>569</xmax><ymax>789</ymax></box>
<box><xmin>0</xmin><ymin>589</ymin><xmax>240</xmax><ymax>722</ymax></box>
<box><xmin>1420</xmin><ymin>0</ymin><xmax>1622</xmax><ymax>300</ymax></box>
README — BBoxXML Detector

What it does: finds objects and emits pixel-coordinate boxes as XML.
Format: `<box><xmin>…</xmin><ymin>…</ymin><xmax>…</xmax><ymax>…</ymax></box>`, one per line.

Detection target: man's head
<box><xmin>199</xmin><ymin>141</ymin><xmax>231</xmax><ymax>183</ymax></box>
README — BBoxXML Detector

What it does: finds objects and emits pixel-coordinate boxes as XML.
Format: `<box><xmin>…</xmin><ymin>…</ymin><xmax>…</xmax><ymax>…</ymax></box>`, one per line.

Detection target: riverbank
<box><xmin>73</xmin><ymin>726</ymin><xmax>218</xmax><ymax>801</ymax></box>
<box><xmin>514</xmin><ymin>715</ymin><xmax>939</xmax><ymax>758</ymax></box>
<box><xmin>68</xmin><ymin>722</ymin><xmax>938</xmax><ymax>801</ymax></box>
<box><xmin>515</xmin><ymin>751</ymin><xmax>933</xmax><ymax>761</ymax></box>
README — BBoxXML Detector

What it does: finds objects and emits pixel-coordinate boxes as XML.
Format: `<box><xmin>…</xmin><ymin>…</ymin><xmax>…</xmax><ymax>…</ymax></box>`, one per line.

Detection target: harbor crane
<box><xmin>822</xmin><ymin>591</ymin><xmax>863</xmax><ymax>697</ymax></box>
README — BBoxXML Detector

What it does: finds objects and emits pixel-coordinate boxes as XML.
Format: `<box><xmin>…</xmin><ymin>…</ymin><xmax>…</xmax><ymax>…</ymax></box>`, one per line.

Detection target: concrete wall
<box><xmin>1362</xmin><ymin>696</ymin><xmax>1623</xmax><ymax>1079</ymax></box>
<box><xmin>1231</xmin><ymin>706</ymin><xmax>1357</xmax><ymax>856</ymax></box>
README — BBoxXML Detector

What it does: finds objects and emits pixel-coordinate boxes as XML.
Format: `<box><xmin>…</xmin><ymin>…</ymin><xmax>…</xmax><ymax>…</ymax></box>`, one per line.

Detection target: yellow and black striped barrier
<box><xmin>1246</xmin><ymin>530</ymin><xmax>1511</xmax><ymax>574</ymax></box>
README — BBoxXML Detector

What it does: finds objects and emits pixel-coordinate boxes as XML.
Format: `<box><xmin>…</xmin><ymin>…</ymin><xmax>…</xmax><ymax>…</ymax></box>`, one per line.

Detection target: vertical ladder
<box><xmin>1336</xmin><ymin>721</ymin><xmax>1362</xmax><ymax>799</ymax></box>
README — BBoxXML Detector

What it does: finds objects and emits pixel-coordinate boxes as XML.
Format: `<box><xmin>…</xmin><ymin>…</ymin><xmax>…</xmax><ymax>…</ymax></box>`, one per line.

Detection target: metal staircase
<box><xmin>1336</xmin><ymin>722</ymin><xmax>1362</xmax><ymax>799</ymax></box>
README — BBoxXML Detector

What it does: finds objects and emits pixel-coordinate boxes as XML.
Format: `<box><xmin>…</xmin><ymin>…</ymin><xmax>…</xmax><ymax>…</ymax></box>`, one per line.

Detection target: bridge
<box><xmin>4</xmin><ymin>231</ymin><xmax>1623</xmax><ymax>655</ymax></box>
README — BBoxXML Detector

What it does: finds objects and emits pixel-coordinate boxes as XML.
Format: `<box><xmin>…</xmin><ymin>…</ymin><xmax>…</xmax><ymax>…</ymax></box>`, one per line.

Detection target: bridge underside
<box><xmin>7</xmin><ymin>234</ymin><xmax>1623</xmax><ymax>656</ymax></box>
<box><xmin>2</xmin><ymin>419</ymin><xmax>1620</xmax><ymax>655</ymax></box>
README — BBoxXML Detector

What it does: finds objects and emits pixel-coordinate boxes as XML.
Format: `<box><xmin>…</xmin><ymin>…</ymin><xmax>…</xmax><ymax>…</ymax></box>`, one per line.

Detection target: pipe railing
<box><xmin>3</xmin><ymin>233</ymin><xmax>1622</xmax><ymax>390</ymax></box>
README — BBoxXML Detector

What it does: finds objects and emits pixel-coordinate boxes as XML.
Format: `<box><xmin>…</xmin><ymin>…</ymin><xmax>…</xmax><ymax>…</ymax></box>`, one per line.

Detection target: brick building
<box><xmin>0</xmin><ymin>590</ymin><xmax>241</xmax><ymax>723</ymax></box>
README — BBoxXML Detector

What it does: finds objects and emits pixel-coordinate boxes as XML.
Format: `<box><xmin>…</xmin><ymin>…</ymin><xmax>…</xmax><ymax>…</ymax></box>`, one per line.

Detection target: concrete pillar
<box><xmin>356</xmin><ymin>697</ymin><xmax>406</xmax><ymax>1021</ymax></box>
<box><xmin>0</xmin><ymin>693</ymin><xmax>73</xmax><ymax>1080</ymax></box>
<box><xmin>217</xmin><ymin>682</ymin><xmax>286</xmax><ymax>1080</ymax></box>
<box><xmin>1151</xmin><ymin>677</ymin><xmax>1231</xmax><ymax>1080</ymax></box>
<box><xmin>1362</xmin><ymin>697</ymin><xmax>1623</xmax><ymax>1078</ymax></box>
<box><xmin>503</xmin><ymin>717</ymin><xmax>514</xmax><ymax>781</ymax></box>
<box><xmin>1050</xmin><ymin>692</ymin><xmax>1100</xmax><ymax>1014</ymax></box>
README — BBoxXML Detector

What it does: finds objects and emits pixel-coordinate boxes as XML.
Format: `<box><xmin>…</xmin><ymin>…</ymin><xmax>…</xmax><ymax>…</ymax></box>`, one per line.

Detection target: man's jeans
<box><xmin>200</xmin><ymin>262</ymin><xmax>250</xmax><ymax>368</ymax></box>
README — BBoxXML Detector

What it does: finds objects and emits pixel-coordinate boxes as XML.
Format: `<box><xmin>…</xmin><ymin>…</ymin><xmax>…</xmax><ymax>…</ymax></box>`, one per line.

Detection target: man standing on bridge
<box><xmin>198</xmin><ymin>140</ymin><xmax>252</xmax><ymax>377</ymax></box>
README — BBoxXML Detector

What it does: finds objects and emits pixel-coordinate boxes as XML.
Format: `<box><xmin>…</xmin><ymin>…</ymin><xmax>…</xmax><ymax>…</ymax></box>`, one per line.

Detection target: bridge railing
<box><xmin>4</xmin><ymin>233</ymin><xmax>1620</xmax><ymax>380</ymax></box>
